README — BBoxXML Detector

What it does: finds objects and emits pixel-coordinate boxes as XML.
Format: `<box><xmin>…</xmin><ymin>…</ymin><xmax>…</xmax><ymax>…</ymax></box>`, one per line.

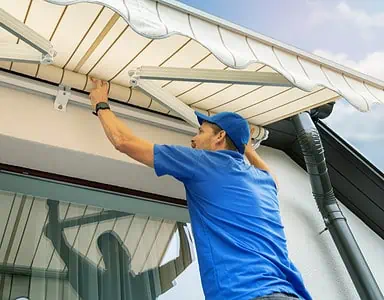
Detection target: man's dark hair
<box><xmin>208</xmin><ymin>122</ymin><xmax>238</xmax><ymax>152</ymax></box>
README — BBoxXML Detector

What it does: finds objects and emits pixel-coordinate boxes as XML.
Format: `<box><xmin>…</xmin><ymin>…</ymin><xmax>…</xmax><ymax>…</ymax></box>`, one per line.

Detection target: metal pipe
<box><xmin>292</xmin><ymin>111</ymin><xmax>383</xmax><ymax>300</ymax></box>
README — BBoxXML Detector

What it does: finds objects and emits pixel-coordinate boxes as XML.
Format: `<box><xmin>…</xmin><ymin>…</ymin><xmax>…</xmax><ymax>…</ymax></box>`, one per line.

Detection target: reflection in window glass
<box><xmin>0</xmin><ymin>190</ymin><xmax>195</xmax><ymax>299</ymax></box>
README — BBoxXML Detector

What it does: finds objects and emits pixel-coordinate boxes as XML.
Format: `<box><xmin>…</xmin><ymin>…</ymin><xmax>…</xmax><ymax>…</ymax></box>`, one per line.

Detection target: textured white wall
<box><xmin>1</xmin><ymin>86</ymin><xmax>383</xmax><ymax>299</ymax></box>
<box><xmin>255</xmin><ymin>147</ymin><xmax>384</xmax><ymax>299</ymax></box>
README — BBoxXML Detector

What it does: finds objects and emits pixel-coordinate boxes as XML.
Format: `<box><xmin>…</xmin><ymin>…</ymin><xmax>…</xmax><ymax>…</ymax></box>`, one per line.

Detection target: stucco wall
<box><xmin>261</xmin><ymin>147</ymin><xmax>384</xmax><ymax>299</ymax></box>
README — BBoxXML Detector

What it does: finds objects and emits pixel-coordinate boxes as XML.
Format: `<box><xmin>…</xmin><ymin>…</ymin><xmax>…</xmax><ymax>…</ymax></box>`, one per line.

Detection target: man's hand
<box><xmin>89</xmin><ymin>78</ymin><xmax>109</xmax><ymax>110</ymax></box>
<box><xmin>244</xmin><ymin>125</ymin><xmax>278</xmax><ymax>189</ymax></box>
<box><xmin>90</xmin><ymin>77</ymin><xmax>155</xmax><ymax>168</ymax></box>
<box><xmin>245</xmin><ymin>126</ymin><xmax>256</xmax><ymax>153</ymax></box>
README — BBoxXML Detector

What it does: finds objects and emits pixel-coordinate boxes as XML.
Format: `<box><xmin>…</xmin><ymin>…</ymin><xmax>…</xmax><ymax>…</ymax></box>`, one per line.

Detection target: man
<box><xmin>89</xmin><ymin>79</ymin><xmax>312</xmax><ymax>300</ymax></box>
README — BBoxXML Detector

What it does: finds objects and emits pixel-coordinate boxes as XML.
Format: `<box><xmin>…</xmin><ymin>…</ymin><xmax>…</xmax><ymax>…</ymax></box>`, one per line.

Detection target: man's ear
<box><xmin>217</xmin><ymin>130</ymin><xmax>226</xmax><ymax>143</ymax></box>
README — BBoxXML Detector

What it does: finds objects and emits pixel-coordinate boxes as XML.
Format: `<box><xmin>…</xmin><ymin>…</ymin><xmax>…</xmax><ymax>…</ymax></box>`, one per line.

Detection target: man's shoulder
<box><xmin>155</xmin><ymin>144</ymin><xmax>205</xmax><ymax>157</ymax></box>
<box><xmin>154</xmin><ymin>145</ymin><xmax>241</xmax><ymax>170</ymax></box>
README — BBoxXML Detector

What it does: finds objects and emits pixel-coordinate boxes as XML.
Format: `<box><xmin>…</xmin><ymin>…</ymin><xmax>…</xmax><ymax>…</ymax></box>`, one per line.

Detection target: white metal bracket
<box><xmin>0</xmin><ymin>8</ymin><xmax>56</xmax><ymax>64</ymax></box>
<box><xmin>129</xmin><ymin>66</ymin><xmax>293</xmax><ymax>87</ymax></box>
<box><xmin>250</xmin><ymin>125</ymin><xmax>269</xmax><ymax>150</ymax></box>
<box><xmin>54</xmin><ymin>85</ymin><xmax>71</xmax><ymax>112</ymax></box>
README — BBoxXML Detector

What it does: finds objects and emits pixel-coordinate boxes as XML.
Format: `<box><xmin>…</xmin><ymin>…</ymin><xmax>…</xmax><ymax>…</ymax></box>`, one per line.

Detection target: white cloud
<box><xmin>336</xmin><ymin>2</ymin><xmax>384</xmax><ymax>29</ymax></box>
<box><xmin>313</xmin><ymin>49</ymin><xmax>384</xmax><ymax>81</ymax></box>
<box><xmin>324</xmin><ymin>99</ymin><xmax>384</xmax><ymax>170</ymax></box>
<box><xmin>347</xmin><ymin>133</ymin><xmax>384</xmax><ymax>142</ymax></box>
<box><xmin>308</xmin><ymin>1</ymin><xmax>384</xmax><ymax>39</ymax></box>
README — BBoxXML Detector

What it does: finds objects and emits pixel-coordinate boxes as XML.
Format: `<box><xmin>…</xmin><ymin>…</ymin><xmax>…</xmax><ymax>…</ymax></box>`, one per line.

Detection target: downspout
<box><xmin>292</xmin><ymin>107</ymin><xmax>383</xmax><ymax>300</ymax></box>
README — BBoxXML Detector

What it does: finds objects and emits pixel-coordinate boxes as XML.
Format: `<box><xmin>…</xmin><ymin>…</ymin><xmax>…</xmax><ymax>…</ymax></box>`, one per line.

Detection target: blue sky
<box><xmin>177</xmin><ymin>0</ymin><xmax>384</xmax><ymax>171</ymax></box>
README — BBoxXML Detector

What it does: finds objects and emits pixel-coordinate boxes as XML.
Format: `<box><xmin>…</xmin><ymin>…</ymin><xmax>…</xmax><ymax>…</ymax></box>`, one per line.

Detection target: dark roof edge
<box><xmin>317</xmin><ymin>120</ymin><xmax>384</xmax><ymax>179</ymax></box>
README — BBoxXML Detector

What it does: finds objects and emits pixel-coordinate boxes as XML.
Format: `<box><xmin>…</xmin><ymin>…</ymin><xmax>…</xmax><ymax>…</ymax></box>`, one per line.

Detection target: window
<box><xmin>0</xmin><ymin>185</ymin><xmax>200</xmax><ymax>300</ymax></box>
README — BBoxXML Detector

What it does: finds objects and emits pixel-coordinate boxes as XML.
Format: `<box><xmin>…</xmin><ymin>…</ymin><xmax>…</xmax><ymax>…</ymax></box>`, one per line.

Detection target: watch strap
<box><xmin>93</xmin><ymin>102</ymin><xmax>110</xmax><ymax>116</ymax></box>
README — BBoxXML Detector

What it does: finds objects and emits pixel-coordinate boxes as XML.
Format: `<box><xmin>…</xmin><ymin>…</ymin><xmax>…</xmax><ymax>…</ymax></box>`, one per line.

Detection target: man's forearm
<box><xmin>97</xmin><ymin>109</ymin><xmax>134</xmax><ymax>148</ymax></box>
<box><xmin>244</xmin><ymin>146</ymin><xmax>270</xmax><ymax>172</ymax></box>
<box><xmin>245</xmin><ymin>146</ymin><xmax>279</xmax><ymax>188</ymax></box>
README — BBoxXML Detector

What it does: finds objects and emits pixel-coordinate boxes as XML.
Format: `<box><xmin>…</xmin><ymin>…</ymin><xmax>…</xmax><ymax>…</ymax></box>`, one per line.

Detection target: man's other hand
<box><xmin>245</xmin><ymin>126</ymin><xmax>256</xmax><ymax>153</ymax></box>
<box><xmin>89</xmin><ymin>78</ymin><xmax>109</xmax><ymax>110</ymax></box>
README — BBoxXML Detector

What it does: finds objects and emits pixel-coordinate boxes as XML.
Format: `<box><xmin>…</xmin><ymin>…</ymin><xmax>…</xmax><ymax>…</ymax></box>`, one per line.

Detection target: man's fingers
<box><xmin>90</xmin><ymin>77</ymin><xmax>98</xmax><ymax>86</ymax></box>
<box><xmin>90</xmin><ymin>77</ymin><xmax>103</xmax><ymax>88</ymax></box>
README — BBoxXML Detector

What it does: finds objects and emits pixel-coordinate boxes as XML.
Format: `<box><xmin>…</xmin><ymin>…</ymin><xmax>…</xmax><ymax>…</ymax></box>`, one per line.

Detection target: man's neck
<box><xmin>211</xmin><ymin>143</ymin><xmax>228</xmax><ymax>152</ymax></box>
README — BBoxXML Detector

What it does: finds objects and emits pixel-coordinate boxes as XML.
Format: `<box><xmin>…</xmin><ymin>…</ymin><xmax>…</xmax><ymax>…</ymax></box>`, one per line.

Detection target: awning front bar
<box><xmin>129</xmin><ymin>66</ymin><xmax>293</xmax><ymax>87</ymax></box>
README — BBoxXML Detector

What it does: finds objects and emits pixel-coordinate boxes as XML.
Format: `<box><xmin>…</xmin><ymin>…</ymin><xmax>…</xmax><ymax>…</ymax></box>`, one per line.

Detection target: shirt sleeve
<box><xmin>154</xmin><ymin>144</ymin><xmax>203</xmax><ymax>182</ymax></box>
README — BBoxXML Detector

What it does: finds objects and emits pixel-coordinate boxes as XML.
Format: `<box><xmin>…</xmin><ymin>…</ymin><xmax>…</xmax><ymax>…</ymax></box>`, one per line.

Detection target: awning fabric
<box><xmin>1</xmin><ymin>0</ymin><xmax>383</xmax><ymax>126</ymax></box>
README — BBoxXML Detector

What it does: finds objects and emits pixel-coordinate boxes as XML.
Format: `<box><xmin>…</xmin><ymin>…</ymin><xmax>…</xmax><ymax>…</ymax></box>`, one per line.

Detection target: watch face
<box><xmin>95</xmin><ymin>102</ymin><xmax>110</xmax><ymax>116</ymax></box>
<box><xmin>97</xmin><ymin>102</ymin><xmax>109</xmax><ymax>109</ymax></box>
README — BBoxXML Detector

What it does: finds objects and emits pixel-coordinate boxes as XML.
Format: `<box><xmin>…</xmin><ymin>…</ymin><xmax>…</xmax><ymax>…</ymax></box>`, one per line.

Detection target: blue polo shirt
<box><xmin>154</xmin><ymin>145</ymin><xmax>312</xmax><ymax>300</ymax></box>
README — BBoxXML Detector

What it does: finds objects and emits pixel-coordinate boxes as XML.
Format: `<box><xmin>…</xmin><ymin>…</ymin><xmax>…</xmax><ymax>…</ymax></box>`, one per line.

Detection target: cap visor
<box><xmin>194</xmin><ymin>111</ymin><xmax>212</xmax><ymax>125</ymax></box>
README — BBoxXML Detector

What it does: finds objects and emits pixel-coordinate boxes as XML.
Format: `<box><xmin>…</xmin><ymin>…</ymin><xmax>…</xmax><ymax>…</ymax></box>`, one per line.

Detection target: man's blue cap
<box><xmin>194</xmin><ymin>111</ymin><xmax>250</xmax><ymax>154</ymax></box>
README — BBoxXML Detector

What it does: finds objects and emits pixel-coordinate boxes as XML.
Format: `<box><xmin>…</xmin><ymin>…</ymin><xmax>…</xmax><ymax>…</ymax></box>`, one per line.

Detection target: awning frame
<box><xmin>129</xmin><ymin>66</ymin><xmax>294</xmax><ymax>87</ymax></box>
<box><xmin>130</xmin><ymin>75</ymin><xmax>200</xmax><ymax>128</ymax></box>
<box><xmin>42</xmin><ymin>0</ymin><xmax>383</xmax><ymax>114</ymax></box>
<box><xmin>0</xmin><ymin>8</ymin><xmax>56</xmax><ymax>64</ymax></box>
<box><xmin>130</xmin><ymin>70</ymin><xmax>270</xmax><ymax>144</ymax></box>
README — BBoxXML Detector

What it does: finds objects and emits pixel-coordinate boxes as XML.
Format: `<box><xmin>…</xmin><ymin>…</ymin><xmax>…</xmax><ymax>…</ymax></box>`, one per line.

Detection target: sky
<box><xmin>175</xmin><ymin>0</ymin><xmax>384</xmax><ymax>172</ymax></box>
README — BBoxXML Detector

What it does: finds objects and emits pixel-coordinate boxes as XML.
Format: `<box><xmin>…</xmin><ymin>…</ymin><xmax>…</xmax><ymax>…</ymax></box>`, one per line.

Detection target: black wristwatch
<box><xmin>93</xmin><ymin>102</ymin><xmax>110</xmax><ymax>116</ymax></box>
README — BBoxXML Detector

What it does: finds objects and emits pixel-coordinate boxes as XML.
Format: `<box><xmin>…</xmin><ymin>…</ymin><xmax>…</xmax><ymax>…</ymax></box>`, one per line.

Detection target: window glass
<box><xmin>0</xmin><ymin>189</ymin><xmax>202</xmax><ymax>300</ymax></box>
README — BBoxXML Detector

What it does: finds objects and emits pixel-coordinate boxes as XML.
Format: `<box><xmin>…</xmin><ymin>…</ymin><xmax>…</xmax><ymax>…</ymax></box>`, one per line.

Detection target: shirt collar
<box><xmin>217</xmin><ymin>149</ymin><xmax>244</xmax><ymax>160</ymax></box>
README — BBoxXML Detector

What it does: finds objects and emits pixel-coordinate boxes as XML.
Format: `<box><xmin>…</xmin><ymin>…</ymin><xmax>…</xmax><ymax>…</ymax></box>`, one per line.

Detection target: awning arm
<box><xmin>129</xmin><ymin>66</ymin><xmax>293</xmax><ymax>87</ymax></box>
<box><xmin>0</xmin><ymin>8</ymin><xmax>56</xmax><ymax>64</ymax></box>
<box><xmin>130</xmin><ymin>77</ymin><xmax>200</xmax><ymax>128</ymax></box>
<box><xmin>130</xmin><ymin>74</ymin><xmax>270</xmax><ymax>147</ymax></box>
<box><xmin>0</xmin><ymin>43</ymin><xmax>48</xmax><ymax>64</ymax></box>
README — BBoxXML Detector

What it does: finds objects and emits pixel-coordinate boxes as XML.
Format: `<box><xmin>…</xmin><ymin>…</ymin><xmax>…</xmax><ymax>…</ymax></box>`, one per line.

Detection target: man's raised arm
<box><xmin>89</xmin><ymin>78</ymin><xmax>154</xmax><ymax>168</ymax></box>
<box><xmin>244</xmin><ymin>128</ymin><xmax>279</xmax><ymax>188</ymax></box>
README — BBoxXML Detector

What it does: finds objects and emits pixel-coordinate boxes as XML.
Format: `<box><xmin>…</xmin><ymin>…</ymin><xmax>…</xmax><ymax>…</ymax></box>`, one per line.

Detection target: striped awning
<box><xmin>1</xmin><ymin>0</ymin><xmax>383</xmax><ymax>126</ymax></box>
